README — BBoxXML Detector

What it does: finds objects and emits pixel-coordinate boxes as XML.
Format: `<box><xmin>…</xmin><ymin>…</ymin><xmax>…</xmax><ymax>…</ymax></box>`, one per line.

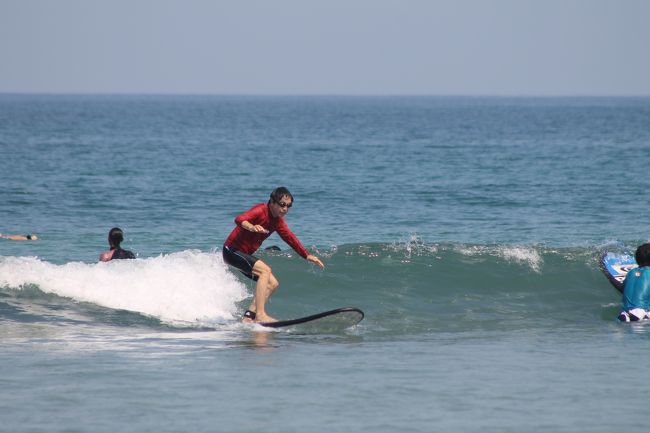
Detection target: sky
<box><xmin>1</xmin><ymin>0</ymin><xmax>648</xmax><ymax>96</ymax></box>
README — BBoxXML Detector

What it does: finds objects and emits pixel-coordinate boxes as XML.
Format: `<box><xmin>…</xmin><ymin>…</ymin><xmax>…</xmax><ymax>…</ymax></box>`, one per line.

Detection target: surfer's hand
<box><xmin>307</xmin><ymin>255</ymin><xmax>325</xmax><ymax>269</ymax></box>
<box><xmin>251</xmin><ymin>225</ymin><xmax>269</xmax><ymax>234</ymax></box>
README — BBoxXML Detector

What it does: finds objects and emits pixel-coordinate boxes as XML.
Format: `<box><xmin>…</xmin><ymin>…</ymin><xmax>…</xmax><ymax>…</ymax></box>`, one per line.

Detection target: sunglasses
<box><xmin>274</xmin><ymin>199</ymin><xmax>292</xmax><ymax>209</ymax></box>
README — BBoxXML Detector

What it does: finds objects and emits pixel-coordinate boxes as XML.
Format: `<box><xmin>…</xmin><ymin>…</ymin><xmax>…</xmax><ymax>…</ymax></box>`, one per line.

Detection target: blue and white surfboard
<box><xmin>600</xmin><ymin>252</ymin><xmax>637</xmax><ymax>293</ymax></box>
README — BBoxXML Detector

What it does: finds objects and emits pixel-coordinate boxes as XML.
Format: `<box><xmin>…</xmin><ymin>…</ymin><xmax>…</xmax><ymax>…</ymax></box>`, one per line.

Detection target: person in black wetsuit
<box><xmin>99</xmin><ymin>227</ymin><xmax>136</xmax><ymax>262</ymax></box>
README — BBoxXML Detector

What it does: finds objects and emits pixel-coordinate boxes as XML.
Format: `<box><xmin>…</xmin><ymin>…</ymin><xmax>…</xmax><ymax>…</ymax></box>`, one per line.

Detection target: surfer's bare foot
<box><xmin>255</xmin><ymin>313</ymin><xmax>277</xmax><ymax>323</ymax></box>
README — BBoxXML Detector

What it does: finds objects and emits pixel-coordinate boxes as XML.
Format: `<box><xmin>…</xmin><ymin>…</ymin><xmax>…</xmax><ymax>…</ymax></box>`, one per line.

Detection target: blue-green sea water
<box><xmin>1</xmin><ymin>95</ymin><xmax>650</xmax><ymax>432</ymax></box>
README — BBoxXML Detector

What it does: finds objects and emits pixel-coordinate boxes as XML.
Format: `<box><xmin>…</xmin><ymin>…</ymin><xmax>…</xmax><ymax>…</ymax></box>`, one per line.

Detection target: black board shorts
<box><xmin>222</xmin><ymin>245</ymin><xmax>259</xmax><ymax>280</ymax></box>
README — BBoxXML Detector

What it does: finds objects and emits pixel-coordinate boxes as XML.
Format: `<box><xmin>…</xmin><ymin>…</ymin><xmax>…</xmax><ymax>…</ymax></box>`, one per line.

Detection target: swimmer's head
<box><xmin>108</xmin><ymin>227</ymin><xmax>124</xmax><ymax>249</ymax></box>
<box><xmin>635</xmin><ymin>243</ymin><xmax>650</xmax><ymax>267</ymax></box>
<box><xmin>28</xmin><ymin>234</ymin><xmax>38</xmax><ymax>240</ymax></box>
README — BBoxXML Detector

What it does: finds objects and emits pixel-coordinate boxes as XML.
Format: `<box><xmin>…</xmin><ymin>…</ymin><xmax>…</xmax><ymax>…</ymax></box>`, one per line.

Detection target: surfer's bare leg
<box><xmin>248</xmin><ymin>260</ymin><xmax>279</xmax><ymax>323</ymax></box>
<box><xmin>246</xmin><ymin>272</ymin><xmax>279</xmax><ymax>317</ymax></box>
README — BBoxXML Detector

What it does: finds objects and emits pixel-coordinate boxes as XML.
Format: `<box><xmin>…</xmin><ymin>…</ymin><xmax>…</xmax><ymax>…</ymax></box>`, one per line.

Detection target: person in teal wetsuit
<box><xmin>619</xmin><ymin>243</ymin><xmax>650</xmax><ymax>322</ymax></box>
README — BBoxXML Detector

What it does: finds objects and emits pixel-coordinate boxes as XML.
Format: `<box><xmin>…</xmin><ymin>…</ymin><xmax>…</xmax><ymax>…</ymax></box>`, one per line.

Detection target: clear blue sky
<box><xmin>1</xmin><ymin>0</ymin><xmax>648</xmax><ymax>95</ymax></box>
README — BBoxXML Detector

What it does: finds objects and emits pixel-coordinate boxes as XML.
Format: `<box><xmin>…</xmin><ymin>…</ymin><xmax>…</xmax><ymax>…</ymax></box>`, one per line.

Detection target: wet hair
<box><xmin>269</xmin><ymin>186</ymin><xmax>294</xmax><ymax>205</ymax></box>
<box><xmin>635</xmin><ymin>243</ymin><xmax>650</xmax><ymax>267</ymax></box>
<box><xmin>108</xmin><ymin>227</ymin><xmax>124</xmax><ymax>249</ymax></box>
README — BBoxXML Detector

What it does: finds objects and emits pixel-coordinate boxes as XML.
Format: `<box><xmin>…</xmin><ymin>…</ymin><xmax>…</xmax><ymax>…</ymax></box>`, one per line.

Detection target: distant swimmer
<box><xmin>99</xmin><ymin>227</ymin><xmax>136</xmax><ymax>262</ymax></box>
<box><xmin>0</xmin><ymin>233</ymin><xmax>39</xmax><ymax>241</ymax></box>
<box><xmin>222</xmin><ymin>186</ymin><xmax>325</xmax><ymax>324</ymax></box>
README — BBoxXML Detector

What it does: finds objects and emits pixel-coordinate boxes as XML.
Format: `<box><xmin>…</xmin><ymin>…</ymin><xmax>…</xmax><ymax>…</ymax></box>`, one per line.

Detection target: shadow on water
<box><xmin>228</xmin><ymin>326</ymin><xmax>365</xmax><ymax>353</ymax></box>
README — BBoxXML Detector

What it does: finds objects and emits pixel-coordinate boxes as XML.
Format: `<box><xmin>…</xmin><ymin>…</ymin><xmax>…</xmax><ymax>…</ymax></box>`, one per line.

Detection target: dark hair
<box><xmin>108</xmin><ymin>227</ymin><xmax>124</xmax><ymax>249</ymax></box>
<box><xmin>635</xmin><ymin>243</ymin><xmax>650</xmax><ymax>267</ymax></box>
<box><xmin>269</xmin><ymin>187</ymin><xmax>293</xmax><ymax>205</ymax></box>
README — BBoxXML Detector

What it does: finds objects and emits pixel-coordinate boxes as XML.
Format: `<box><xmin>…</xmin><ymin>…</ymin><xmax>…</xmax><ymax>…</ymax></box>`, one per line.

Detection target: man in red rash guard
<box><xmin>223</xmin><ymin>187</ymin><xmax>325</xmax><ymax>323</ymax></box>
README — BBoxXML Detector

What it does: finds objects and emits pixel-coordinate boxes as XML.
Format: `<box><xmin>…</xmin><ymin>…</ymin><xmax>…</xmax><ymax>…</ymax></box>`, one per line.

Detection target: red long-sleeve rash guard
<box><xmin>224</xmin><ymin>203</ymin><xmax>310</xmax><ymax>259</ymax></box>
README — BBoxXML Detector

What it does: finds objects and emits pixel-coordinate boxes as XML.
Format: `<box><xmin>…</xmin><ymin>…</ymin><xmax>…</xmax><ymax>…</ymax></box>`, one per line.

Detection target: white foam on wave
<box><xmin>0</xmin><ymin>250</ymin><xmax>249</xmax><ymax>325</ymax></box>
<box><xmin>389</xmin><ymin>234</ymin><xmax>439</xmax><ymax>259</ymax></box>
<box><xmin>453</xmin><ymin>244</ymin><xmax>544</xmax><ymax>272</ymax></box>
<box><xmin>498</xmin><ymin>246</ymin><xmax>544</xmax><ymax>273</ymax></box>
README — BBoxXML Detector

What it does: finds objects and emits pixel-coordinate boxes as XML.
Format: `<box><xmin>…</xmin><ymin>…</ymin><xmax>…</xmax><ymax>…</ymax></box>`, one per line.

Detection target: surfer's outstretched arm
<box><xmin>306</xmin><ymin>254</ymin><xmax>325</xmax><ymax>269</ymax></box>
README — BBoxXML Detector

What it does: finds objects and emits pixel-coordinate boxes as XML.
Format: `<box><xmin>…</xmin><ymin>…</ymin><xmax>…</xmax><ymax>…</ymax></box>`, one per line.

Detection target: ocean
<box><xmin>1</xmin><ymin>95</ymin><xmax>650</xmax><ymax>432</ymax></box>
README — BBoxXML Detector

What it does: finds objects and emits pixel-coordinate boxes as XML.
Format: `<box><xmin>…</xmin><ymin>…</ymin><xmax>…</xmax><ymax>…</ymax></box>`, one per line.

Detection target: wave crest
<box><xmin>0</xmin><ymin>250</ymin><xmax>248</xmax><ymax>325</ymax></box>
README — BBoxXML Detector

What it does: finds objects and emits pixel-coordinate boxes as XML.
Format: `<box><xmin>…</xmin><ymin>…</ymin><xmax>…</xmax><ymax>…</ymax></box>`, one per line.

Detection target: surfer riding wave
<box><xmin>222</xmin><ymin>187</ymin><xmax>324</xmax><ymax>323</ymax></box>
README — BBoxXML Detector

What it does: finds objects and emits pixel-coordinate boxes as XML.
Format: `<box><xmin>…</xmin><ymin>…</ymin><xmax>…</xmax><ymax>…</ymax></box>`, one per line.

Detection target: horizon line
<box><xmin>1</xmin><ymin>91</ymin><xmax>649</xmax><ymax>98</ymax></box>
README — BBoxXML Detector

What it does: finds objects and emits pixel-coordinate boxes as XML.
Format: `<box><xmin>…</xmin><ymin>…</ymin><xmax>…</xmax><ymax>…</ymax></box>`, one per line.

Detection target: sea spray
<box><xmin>0</xmin><ymin>250</ymin><xmax>248</xmax><ymax>325</ymax></box>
